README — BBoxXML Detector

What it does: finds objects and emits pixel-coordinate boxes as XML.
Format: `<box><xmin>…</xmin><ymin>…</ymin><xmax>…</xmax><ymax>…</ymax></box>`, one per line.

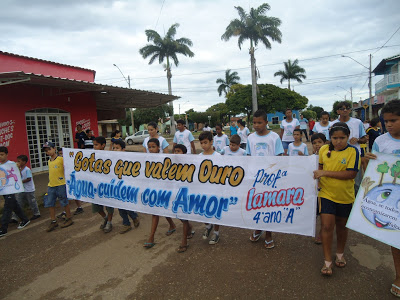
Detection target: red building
<box><xmin>0</xmin><ymin>51</ymin><xmax>177</xmax><ymax>172</ymax></box>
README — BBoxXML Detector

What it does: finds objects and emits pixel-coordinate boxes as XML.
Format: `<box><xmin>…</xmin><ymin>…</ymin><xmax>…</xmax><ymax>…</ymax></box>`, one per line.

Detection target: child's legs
<box><xmin>118</xmin><ymin>209</ymin><xmax>130</xmax><ymax>226</ymax></box>
<box><xmin>57</xmin><ymin>185</ymin><xmax>71</xmax><ymax>218</ymax></box>
<box><xmin>106</xmin><ymin>207</ymin><xmax>114</xmax><ymax>221</ymax></box>
<box><xmin>92</xmin><ymin>204</ymin><xmax>105</xmax><ymax>218</ymax></box>
<box><xmin>74</xmin><ymin>199</ymin><xmax>82</xmax><ymax>207</ymax></box>
<box><xmin>392</xmin><ymin>247</ymin><xmax>400</xmax><ymax>284</ymax></box>
<box><xmin>1</xmin><ymin>195</ymin><xmax>17</xmax><ymax>230</ymax></box>
<box><xmin>127</xmin><ymin>210</ymin><xmax>138</xmax><ymax>221</ymax></box>
<box><xmin>49</xmin><ymin>207</ymin><xmax>56</xmax><ymax>220</ymax></box>
<box><xmin>147</xmin><ymin>215</ymin><xmax>160</xmax><ymax>243</ymax></box>
<box><xmin>165</xmin><ymin>217</ymin><xmax>176</xmax><ymax>229</ymax></box>
<box><xmin>265</xmin><ymin>231</ymin><xmax>272</xmax><ymax>241</ymax></box>
<box><xmin>321</xmin><ymin>213</ymin><xmax>335</xmax><ymax>261</ymax></box>
<box><xmin>181</xmin><ymin>220</ymin><xmax>189</xmax><ymax>246</ymax></box>
<box><xmin>335</xmin><ymin>216</ymin><xmax>349</xmax><ymax>254</ymax></box>
<box><xmin>26</xmin><ymin>192</ymin><xmax>40</xmax><ymax>216</ymax></box>
<box><xmin>214</xmin><ymin>224</ymin><xmax>220</xmax><ymax>232</ymax></box>
<box><xmin>282</xmin><ymin>141</ymin><xmax>290</xmax><ymax>155</ymax></box>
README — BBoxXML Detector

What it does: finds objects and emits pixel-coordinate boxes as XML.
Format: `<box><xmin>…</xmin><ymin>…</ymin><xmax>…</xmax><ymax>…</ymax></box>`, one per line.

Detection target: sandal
<box><xmin>166</xmin><ymin>228</ymin><xmax>176</xmax><ymax>236</ymax></box>
<box><xmin>321</xmin><ymin>262</ymin><xmax>333</xmax><ymax>276</ymax></box>
<box><xmin>335</xmin><ymin>255</ymin><xmax>347</xmax><ymax>268</ymax></box>
<box><xmin>249</xmin><ymin>231</ymin><xmax>263</xmax><ymax>242</ymax></box>
<box><xmin>177</xmin><ymin>245</ymin><xmax>189</xmax><ymax>253</ymax></box>
<box><xmin>264</xmin><ymin>239</ymin><xmax>275</xmax><ymax>249</ymax></box>
<box><xmin>143</xmin><ymin>242</ymin><xmax>155</xmax><ymax>249</ymax></box>
<box><xmin>391</xmin><ymin>283</ymin><xmax>400</xmax><ymax>298</ymax></box>
<box><xmin>187</xmin><ymin>230</ymin><xmax>195</xmax><ymax>239</ymax></box>
<box><xmin>314</xmin><ymin>236</ymin><xmax>322</xmax><ymax>244</ymax></box>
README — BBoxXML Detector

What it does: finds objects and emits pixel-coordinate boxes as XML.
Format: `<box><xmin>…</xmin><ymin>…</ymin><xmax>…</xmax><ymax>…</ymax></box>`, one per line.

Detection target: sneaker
<box><xmin>209</xmin><ymin>233</ymin><xmax>220</xmax><ymax>245</ymax></box>
<box><xmin>30</xmin><ymin>215</ymin><xmax>41</xmax><ymax>221</ymax></box>
<box><xmin>60</xmin><ymin>218</ymin><xmax>74</xmax><ymax>228</ymax></box>
<box><xmin>74</xmin><ymin>207</ymin><xmax>84</xmax><ymax>215</ymax></box>
<box><xmin>0</xmin><ymin>229</ymin><xmax>7</xmax><ymax>237</ymax></box>
<box><xmin>57</xmin><ymin>212</ymin><xmax>66</xmax><ymax>219</ymax></box>
<box><xmin>119</xmin><ymin>225</ymin><xmax>132</xmax><ymax>234</ymax></box>
<box><xmin>46</xmin><ymin>221</ymin><xmax>58</xmax><ymax>232</ymax></box>
<box><xmin>100</xmin><ymin>218</ymin><xmax>107</xmax><ymax>230</ymax></box>
<box><xmin>133</xmin><ymin>217</ymin><xmax>140</xmax><ymax>228</ymax></box>
<box><xmin>104</xmin><ymin>222</ymin><xmax>112</xmax><ymax>233</ymax></box>
<box><xmin>202</xmin><ymin>225</ymin><xmax>213</xmax><ymax>240</ymax></box>
<box><xmin>9</xmin><ymin>219</ymin><xmax>19</xmax><ymax>224</ymax></box>
<box><xmin>17</xmin><ymin>220</ymin><xmax>30</xmax><ymax>229</ymax></box>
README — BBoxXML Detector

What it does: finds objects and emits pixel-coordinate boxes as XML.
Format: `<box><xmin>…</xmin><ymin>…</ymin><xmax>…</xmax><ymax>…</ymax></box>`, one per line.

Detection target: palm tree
<box><xmin>216</xmin><ymin>69</ymin><xmax>240</xmax><ymax>97</ymax></box>
<box><xmin>139</xmin><ymin>23</ymin><xmax>194</xmax><ymax>134</ymax></box>
<box><xmin>274</xmin><ymin>59</ymin><xmax>306</xmax><ymax>90</ymax></box>
<box><xmin>221</xmin><ymin>3</ymin><xmax>282</xmax><ymax>113</ymax></box>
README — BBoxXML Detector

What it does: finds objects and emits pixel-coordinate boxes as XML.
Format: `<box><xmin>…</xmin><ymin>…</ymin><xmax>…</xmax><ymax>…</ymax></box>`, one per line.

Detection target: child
<box><xmin>112</xmin><ymin>139</ymin><xmax>140</xmax><ymax>233</ymax></box>
<box><xmin>313</xmin><ymin>122</ymin><xmax>359</xmax><ymax>276</ymax></box>
<box><xmin>143</xmin><ymin>122</ymin><xmax>169</xmax><ymax>153</ymax></box>
<box><xmin>42</xmin><ymin>142</ymin><xmax>74</xmax><ymax>232</ymax></box>
<box><xmin>92</xmin><ymin>136</ymin><xmax>114</xmax><ymax>233</ymax></box>
<box><xmin>237</xmin><ymin>120</ymin><xmax>250</xmax><ymax>149</ymax></box>
<box><xmin>287</xmin><ymin>129</ymin><xmax>309</xmax><ymax>156</ymax></box>
<box><xmin>84</xmin><ymin>129</ymin><xmax>95</xmax><ymax>149</ymax></box>
<box><xmin>247</xmin><ymin>110</ymin><xmax>284</xmax><ymax>249</ymax></box>
<box><xmin>299</xmin><ymin>114</ymin><xmax>309</xmax><ymax>142</ymax></box>
<box><xmin>313</xmin><ymin>111</ymin><xmax>331</xmax><ymax>141</ymax></box>
<box><xmin>280</xmin><ymin>108</ymin><xmax>300</xmax><ymax>155</ymax></box>
<box><xmin>173</xmin><ymin>119</ymin><xmax>196</xmax><ymax>154</ymax></box>
<box><xmin>144</xmin><ymin>138</ymin><xmax>176</xmax><ymax>249</ymax></box>
<box><xmin>213</xmin><ymin>123</ymin><xmax>230</xmax><ymax>153</ymax></box>
<box><xmin>366</xmin><ymin>117</ymin><xmax>381</xmax><ymax>152</ymax></box>
<box><xmin>0</xmin><ymin>147</ymin><xmax>30</xmax><ymax>237</ymax></box>
<box><xmin>365</xmin><ymin>100</ymin><xmax>400</xmax><ymax>297</ymax></box>
<box><xmin>109</xmin><ymin>130</ymin><xmax>122</xmax><ymax>151</ymax></box>
<box><xmin>199</xmin><ymin>131</ymin><xmax>221</xmax><ymax>244</ymax></box>
<box><xmin>75</xmin><ymin>124</ymin><xmax>87</xmax><ymax>149</ymax></box>
<box><xmin>220</xmin><ymin>134</ymin><xmax>246</xmax><ymax>156</ymax></box>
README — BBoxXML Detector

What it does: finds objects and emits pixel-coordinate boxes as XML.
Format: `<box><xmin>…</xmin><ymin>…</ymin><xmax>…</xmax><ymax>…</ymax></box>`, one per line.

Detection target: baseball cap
<box><xmin>42</xmin><ymin>141</ymin><xmax>55</xmax><ymax>150</ymax></box>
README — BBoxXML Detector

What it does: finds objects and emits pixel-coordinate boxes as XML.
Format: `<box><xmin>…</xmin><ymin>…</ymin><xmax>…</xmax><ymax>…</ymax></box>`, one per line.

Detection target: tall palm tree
<box><xmin>221</xmin><ymin>3</ymin><xmax>282</xmax><ymax>113</ymax></box>
<box><xmin>139</xmin><ymin>23</ymin><xmax>194</xmax><ymax>134</ymax></box>
<box><xmin>216</xmin><ymin>69</ymin><xmax>240</xmax><ymax>97</ymax></box>
<box><xmin>274</xmin><ymin>59</ymin><xmax>306</xmax><ymax>90</ymax></box>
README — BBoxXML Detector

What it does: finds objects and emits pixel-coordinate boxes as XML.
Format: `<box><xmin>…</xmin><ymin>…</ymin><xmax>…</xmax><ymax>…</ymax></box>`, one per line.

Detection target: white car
<box><xmin>125</xmin><ymin>130</ymin><xmax>149</xmax><ymax>145</ymax></box>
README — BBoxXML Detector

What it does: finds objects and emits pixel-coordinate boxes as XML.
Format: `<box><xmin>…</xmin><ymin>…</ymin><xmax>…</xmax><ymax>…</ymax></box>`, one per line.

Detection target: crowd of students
<box><xmin>0</xmin><ymin>100</ymin><xmax>399</xmax><ymax>297</ymax></box>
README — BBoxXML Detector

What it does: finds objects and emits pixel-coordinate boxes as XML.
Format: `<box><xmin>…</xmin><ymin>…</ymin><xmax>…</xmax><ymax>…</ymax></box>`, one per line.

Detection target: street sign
<box><xmin>363</xmin><ymin>104</ymin><xmax>369</xmax><ymax>109</ymax></box>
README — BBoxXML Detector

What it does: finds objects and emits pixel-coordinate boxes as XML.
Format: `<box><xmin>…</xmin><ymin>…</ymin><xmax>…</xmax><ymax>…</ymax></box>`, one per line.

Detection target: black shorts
<box><xmin>318</xmin><ymin>197</ymin><xmax>353</xmax><ymax>218</ymax></box>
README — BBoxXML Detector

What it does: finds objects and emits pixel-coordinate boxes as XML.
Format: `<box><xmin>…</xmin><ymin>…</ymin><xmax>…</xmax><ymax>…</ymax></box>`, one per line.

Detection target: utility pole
<box><xmin>369</xmin><ymin>54</ymin><xmax>373</xmax><ymax>120</ymax></box>
<box><xmin>113</xmin><ymin>64</ymin><xmax>134</xmax><ymax>134</ymax></box>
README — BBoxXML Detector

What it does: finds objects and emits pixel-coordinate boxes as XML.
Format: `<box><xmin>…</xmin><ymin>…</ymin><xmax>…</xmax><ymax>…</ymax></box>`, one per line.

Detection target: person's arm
<box><xmin>314</xmin><ymin>169</ymin><xmax>357</xmax><ymax>180</ymax></box>
<box><xmin>280</xmin><ymin>128</ymin><xmax>284</xmax><ymax>139</ymax></box>
<box><xmin>163</xmin><ymin>147</ymin><xmax>169</xmax><ymax>154</ymax></box>
<box><xmin>22</xmin><ymin>177</ymin><xmax>31</xmax><ymax>183</ymax></box>
<box><xmin>190</xmin><ymin>141</ymin><xmax>196</xmax><ymax>154</ymax></box>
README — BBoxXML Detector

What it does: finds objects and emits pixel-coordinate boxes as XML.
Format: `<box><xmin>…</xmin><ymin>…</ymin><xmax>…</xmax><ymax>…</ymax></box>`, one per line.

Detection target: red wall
<box><xmin>0</xmin><ymin>84</ymin><xmax>98</xmax><ymax>167</ymax></box>
<box><xmin>0</xmin><ymin>52</ymin><xmax>95</xmax><ymax>82</ymax></box>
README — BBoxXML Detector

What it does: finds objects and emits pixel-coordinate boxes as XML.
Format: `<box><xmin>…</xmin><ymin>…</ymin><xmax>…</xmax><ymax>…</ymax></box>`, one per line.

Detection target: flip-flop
<box><xmin>264</xmin><ymin>239</ymin><xmax>275</xmax><ymax>249</ymax></box>
<box><xmin>335</xmin><ymin>256</ymin><xmax>346</xmax><ymax>268</ymax></box>
<box><xmin>187</xmin><ymin>230</ymin><xmax>195</xmax><ymax>239</ymax></box>
<box><xmin>143</xmin><ymin>242</ymin><xmax>155</xmax><ymax>249</ymax></box>
<box><xmin>390</xmin><ymin>284</ymin><xmax>400</xmax><ymax>298</ymax></box>
<box><xmin>321</xmin><ymin>262</ymin><xmax>333</xmax><ymax>276</ymax></box>
<box><xmin>177</xmin><ymin>245</ymin><xmax>189</xmax><ymax>253</ymax></box>
<box><xmin>314</xmin><ymin>237</ymin><xmax>322</xmax><ymax>245</ymax></box>
<box><xmin>166</xmin><ymin>228</ymin><xmax>176</xmax><ymax>236</ymax></box>
<box><xmin>249</xmin><ymin>231</ymin><xmax>262</xmax><ymax>242</ymax></box>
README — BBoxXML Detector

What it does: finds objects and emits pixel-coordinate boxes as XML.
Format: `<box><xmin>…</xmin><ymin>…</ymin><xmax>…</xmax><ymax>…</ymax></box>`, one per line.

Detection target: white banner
<box><xmin>347</xmin><ymin>152</ymin><xmax>400</xmax><ymax>249</ymax></box>
<box><xmin>63</xmin><ymin>148</ymin><xmax>318</xmax><ymax>236</ymax></box>
<box><xmin>0</xmin><ymin>161</ymin><xmax>24</xmax><ymax>195</ymax></box>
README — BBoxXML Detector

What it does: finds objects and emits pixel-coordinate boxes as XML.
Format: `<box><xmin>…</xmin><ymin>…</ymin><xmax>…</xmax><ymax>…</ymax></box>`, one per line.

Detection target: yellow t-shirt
<box><xmin>318</xmin><ymin>144</ymin><xmax>360</xmax><ymax>204</ymax></box>
<box><xmin>48</xmin><ymin>156</ymin><xmax>66</xmax><ymax>187</ymax></box>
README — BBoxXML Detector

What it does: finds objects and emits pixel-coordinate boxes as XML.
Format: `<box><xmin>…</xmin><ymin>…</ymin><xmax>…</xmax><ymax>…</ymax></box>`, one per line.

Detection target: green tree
<box><xmin>206</xmin><ymin>102</ymin><xmax>229</xmax><ymax>123</ymax></box>
<box><xmin>331</xmin><ymin>100</ymin><xmax>353</xmax><ymax>119</ymax></box>
<box><xmin>274</xmin><ymin>59</ymin><xmax>306</xmax><ymax>90</ymax></box>
<box><xmin>390</xmin><ymin>161</ymin><xmax>400</xmax><ymax>184</ymax></box>
<box><xmin>301</xmin><ymin>110</ymin><xmax>317</xmax><ymax>121</ymax></box>
<box><xmin>216</xmin><ymin>69</ymin><xmax>240</xmax><ymax>97</ymax></box>
<box><xmin>308</xmin><ymin>104</ymin><xmax>324</xmax><ymax>119</ymax></box>
<box><xmin>139</xmin><ymin>23</ymin><xmax>194</xmax><ymax>134</ymax></box>
<box><xmin>377</xmin><ymin>162</ymin><xmax>390</xmax><ymax>186</ymax></box>
<box><xmin>221</xmin><ymin>3</ymin><xmax>282</xmax><ymax>114</ymax></box>
<box><xmin>132</xmin><ymin>104</ymin><xmax>173</xmax><ymax>130</ymax></box>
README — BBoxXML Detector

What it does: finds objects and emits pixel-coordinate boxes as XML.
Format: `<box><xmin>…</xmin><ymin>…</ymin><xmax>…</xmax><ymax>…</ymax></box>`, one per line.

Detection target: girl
<box><xmin>280</xmin><ymin>108</ymin><xmax>300</xmax><ymax>155</ymax></box>
<box><xmin>144</xmin><ymin>138</ymin><xmax>176</xmax><ymax>249</ymax></box>
<box><xmin>143</xmin><ymin>122</ymin><xmax>169</xmax><ymax>154</ymax></box>
<box><xmin>237</xmin><ymin>120</ymin><xmax>250</xmax><ymax>149</ymax></box>
<box><xmin>313</xmin><ymin>123</ymin><xmax>360</xmax><ymax>276</ymax></box>
<box><xmin>109</xmin><ymin>130</ymin><xmax>122</xmax><ymax>150</ymax></box>
<box><xmin>287</xmin><ymin>129</ymin><xmax>309</xmax><ymax>156</ymax></box>
<box><xmin>213</xmin><ymin>123</ymin><xmax>230</xmax><ymax>153</ymax></box>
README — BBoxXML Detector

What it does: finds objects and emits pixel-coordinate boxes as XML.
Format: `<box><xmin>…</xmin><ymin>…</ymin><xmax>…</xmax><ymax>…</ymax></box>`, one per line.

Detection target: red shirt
<box><xmin>309</xmin><ymin>120</ymin><xmax>315</xmax><ymax>130</ymax></box>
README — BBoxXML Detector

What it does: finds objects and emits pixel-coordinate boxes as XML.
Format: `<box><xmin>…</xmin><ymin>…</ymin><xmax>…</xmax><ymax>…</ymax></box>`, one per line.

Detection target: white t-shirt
<box><xmin>0</xmin><ymin>160</ymin><xmax>24</xmax><ymax>195</ymax></box>
<box><xmin>220</xmin><ymin>146</ymin><xmax>247</xmax><ymax>156</ymax></box>
<box><xmin>288</xmin><ymin>142</ymin><xmax>309</xmax><ymax>156</ymax></box>
<box><xmin>173</xmin><ymin>129</ymin><xmax>195</xmax><ymax>154</ymax></box>
<box><xmin>213</xmin><ymin>134</ymin><xmax>230</xmax><ymax>153</ymax></box>
<box><xmin>313</xmin><ymin>122</ymin><xmax>332</xmax><ymax>141</ymax></box>
<box><xmin>246</xmin><ymin>131</ymin><xmax>284</xmax><ymax>156</ymax></box>
<box><xmin>20</xmin><ymin>166</ymin><xmax>35</xmax><ymax>192</ymax></box>
<box><xmin>143</xmin><ymin>136</ymin><xmax>169</xmax><ymax>153</ymax></box>
<box><xmin>203</xmin><ymin>126</ymin><xmax>211</xmax><ymax>132</ymax></box>
<box><xmin>372</xmin><ymin>133</ymin><xmax>400</xmax><ymax>155</ymax></box>
<box><xmin>332</xmin><ymin>117</ymin><xmax>366</xmax><ymax>153</ymax></box>
<box><xmin>299</xmin><ymin>118</ymin><xmax>308</xmax><ymax>130</ymax></box>
<box><xmin>237</xmin><ymin>127</ymin><xmax>250</xmax><ymax>144</ymax></box>
<box><xmin>280</xmin><ymin>118</ymin><xmax>300</xmax><ymax>142</ymax></box>
<box><xmin>199</xmin><ymin>151</ymin><xmax>221</xmax><ymax>156</ymax></box>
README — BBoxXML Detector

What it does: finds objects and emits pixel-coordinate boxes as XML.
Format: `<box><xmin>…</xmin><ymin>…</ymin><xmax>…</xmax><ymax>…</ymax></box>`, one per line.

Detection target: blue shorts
<box><xmin>318</xmin><ymin>197</ymin><xmax>353</xmax><ymax>218</ymax></box>
<box><xmin>45</xmin><ymin>185</ymin><xmax>69</xmax><ymax>208</ymax></box>
<box><xmin>282</xmin><ymin>141</ymin><xmax>292</xmax><ymax>150</ymax></box>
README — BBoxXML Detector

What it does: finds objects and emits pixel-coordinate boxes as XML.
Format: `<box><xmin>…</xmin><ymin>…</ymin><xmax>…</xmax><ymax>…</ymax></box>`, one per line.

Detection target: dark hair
<box><xmin>370</xmin><ymin>117</ymin><xmax>379</xmax><ymax>127</ymax></box>
<box><xmin>148</xmin><ymin>138</ymin><xmax>160</xmax><ymax>147</ymax></box>
<box><xmin>94</xmin><ymin>136</ymin><xmax>106</xmax><ymax>145</ymax></box>
<box><xmin>293</xmin><ymin>128</ymin><xmax>302</xmax><ymax>134</ymax></box>
<box><xmin>327</xmin><ymin>122</ymin><xmax>350</xmax><ymax>158</ymax></box>
<box><xmin>311</xmin><ymin>133</ymin><xmax>326</xmax><ymax>143</ymax></box>
<box><xmin>173</xmin><ymin>144</ymin><xmax>187</xmax><ymax>154</ymax></box>
<box><xmin>85</xmin><ymin>129</ymin><xmax>92</xmax><ymax>134</ymax></box>
<box><xmin>148</xmin><ymin>121</ymin><xmax>158</xmax><ymax>129</ymax></box>
<box><xmin>215</xmin><ymin>123</ymin><xmax>223</xmax><ymax>130</ymax></box>
<box><xmin>321</xmin><ymin>111</ymin><xmax>330</xmax><ymax>117</ymax></box>
<box><xmin>111</xmin><ymin>130</ymin><xmax>120</xmax><ymax>138</ymax></box>
<box><xmin>381</xmin><ymin>100</ymin><xmax>400</xmax><ymax>116</ymax></box>
<box><xmin>77</xmin><ymin>124</ymin><xmax>82</xmax><ymax>128</ymax></box>
<box><xmin>285</xmin><ymin>108</ymin><xmax>292</xmax><ymax>113</ymax></box>
<box><xmin>113</xmin><ymin>139</ymin><xmax>126</xmax><ymax>149</ymax></box>
<box><xmin>199</xmin><ymin>131</ymin><xmax>213</xmax><ymax>141</ymax></box>
<box><xmin>0</xmin><ymin>146</ymin><xmax>8</xmax><ymax>154</ymax></box>
<box><xmin>177</xmin><ymin>119</ymin><xmax>185</xmax><ymax>125</ymax></box>
<box><xmin>230</xmin><ymin>134</ymin><xmax>241</xmax><ymax>145</ymax></box>
<box><xmin>237</xmin><ymin>120</ymin><xmax>246</xmax><ymax>126</ymax></box>
<box><xmin>253</xmin><ymin>109</ymin><xmax>267</xmax><ymax>121</ymax></box>
<box><xmin>57</xmin><ymin>147</ymin><xmax>63</xmax><ymax>152</ymax></box>
<box><xmin>17</xmin><ymin>155</ymin><xmax>28</xmax><ymax>162</ymax></box>
<box><xmin>337</xmin><ymin>101</ymin><xmax>351</xmax><ymax>110</ymax></box>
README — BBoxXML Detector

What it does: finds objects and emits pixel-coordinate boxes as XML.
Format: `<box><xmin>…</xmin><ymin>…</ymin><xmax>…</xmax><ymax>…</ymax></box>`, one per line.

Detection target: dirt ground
<box><xmin>0</xmin><ymin>139</ymin><xmax>397</xmax><ymax>299</ymax></box>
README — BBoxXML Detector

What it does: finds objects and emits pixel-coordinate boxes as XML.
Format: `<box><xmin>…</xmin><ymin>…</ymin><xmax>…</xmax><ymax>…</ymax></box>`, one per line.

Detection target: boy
<box><xmin>199</xmin><ymin>131</ymin><xmax>221</xmax><ymax>244</ymax></box>
<box><xmin>75</xmin><ymin>124</ymin><xmax>87</xmax><ymax>149</ymax></box>
<box><xmin>92</xmin><ymin>136</ymin><xmax>114</xmax><ymax>233</ymax></box>
<box><xmin>112</xmin><ymin>139</ymin><xmax>140</xmax><ymax>233</ymax></box>
<box><xmin>42</xmin><ymin>142</ymin><xmax>73</xmax><ymax>232</ymax></box>
<box><xmin>84</xmin><ymin>129</ymin><xmax>95</xmax><ymax>149</ymax></box>
<box><xmin>247</xmin><ymin>110</ymin><xmax>284</xmax><ymax>249</ymax></box>
<box><xmin>213</xmin><ymin>123</ymin><xmax>230</xmax><ymax>153</ymax></box>
<box><xmin>0</xmin><ymin>147</ymin><xmax>30</xmax><ymax>237</ymax></box>
<box><xmin>173</xmin><ymin>119</ymin><xmax>196</xmax><ymax>154</ymax></box>
<box><xmin>299</xmin><ymin>114</ymin><xmax>309</xmax><ymax>142</ymax></box>
<box><xmin>365</xmin><ymin>100</ymin><xmax>400</xmax><ymax>298</ymax></box>
<box><xmin>313</xmin><ymin>111</ymin><xmax>331</xmax><ymax>141</ymax></box>
<box><xmin>220</xmin><ymin>134</ymin><xmax>246</xmax><ymax>156</ymax></box>
<box><xmin>287</xmin><ymin>129</ymin><xmax>309</xmax><ymax>156</ymax></box>
<box><xmin>366</xmin><ymin>118</ymin><xmax>381</xmax><ymax>151</ymax></box>
<box><xmin>280</xmin><ymin>108</ymin><xmax>300</xmax><ymax>155</ymax></box>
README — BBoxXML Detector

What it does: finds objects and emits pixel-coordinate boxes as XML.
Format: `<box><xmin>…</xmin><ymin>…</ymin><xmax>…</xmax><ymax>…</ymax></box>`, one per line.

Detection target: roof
<box><xmin>0</xmin><ymin>71</ymin><xmax>179</xmax><ymax>109</ymax></box>
<box><xmin>372</xmin><ymin>53</ymin><xmax>400</xmax><ymax>75</ymax></box>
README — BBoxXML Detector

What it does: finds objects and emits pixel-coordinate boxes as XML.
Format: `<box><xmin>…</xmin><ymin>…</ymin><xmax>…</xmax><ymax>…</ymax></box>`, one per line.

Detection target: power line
<box><xmin>373</xmin><ymin>25</ymin><xmax>400</xmax><ymax>55</ymax></box>
<box><xmin>154</xmin><ymin>0</ymin><xmax>166</xmax><ymax>30</ymax></box>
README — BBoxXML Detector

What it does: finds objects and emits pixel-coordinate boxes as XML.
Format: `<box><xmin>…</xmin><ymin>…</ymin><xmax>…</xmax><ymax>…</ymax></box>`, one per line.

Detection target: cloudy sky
<box><xmin>1</xmin><ymin>0</ymin><xmax>399</xmax><ymax>113</ymax></box>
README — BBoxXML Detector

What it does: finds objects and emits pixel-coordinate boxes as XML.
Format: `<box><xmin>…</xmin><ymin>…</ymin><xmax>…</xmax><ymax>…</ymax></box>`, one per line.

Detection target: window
<box><xmin>272</xmin><ymin>117</ymin><xmax>279</xmax><ymax>125</ymax></box>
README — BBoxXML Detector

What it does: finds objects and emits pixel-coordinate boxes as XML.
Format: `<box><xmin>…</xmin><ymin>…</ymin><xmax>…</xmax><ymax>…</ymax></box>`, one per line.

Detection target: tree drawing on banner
<box><xmin>376</xmin><ymin>162</ymin><xmax>389</xmax><ymax>186</ymax></box>
<box><xmin>361</xmin><ymin>177</ymin><xmax>375</xmax><ymax>198</ymax></box>
<box><xmin>390</xmin><ymin>161</ymin><xmax>400</xmax><ymax>184</ymax></box>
